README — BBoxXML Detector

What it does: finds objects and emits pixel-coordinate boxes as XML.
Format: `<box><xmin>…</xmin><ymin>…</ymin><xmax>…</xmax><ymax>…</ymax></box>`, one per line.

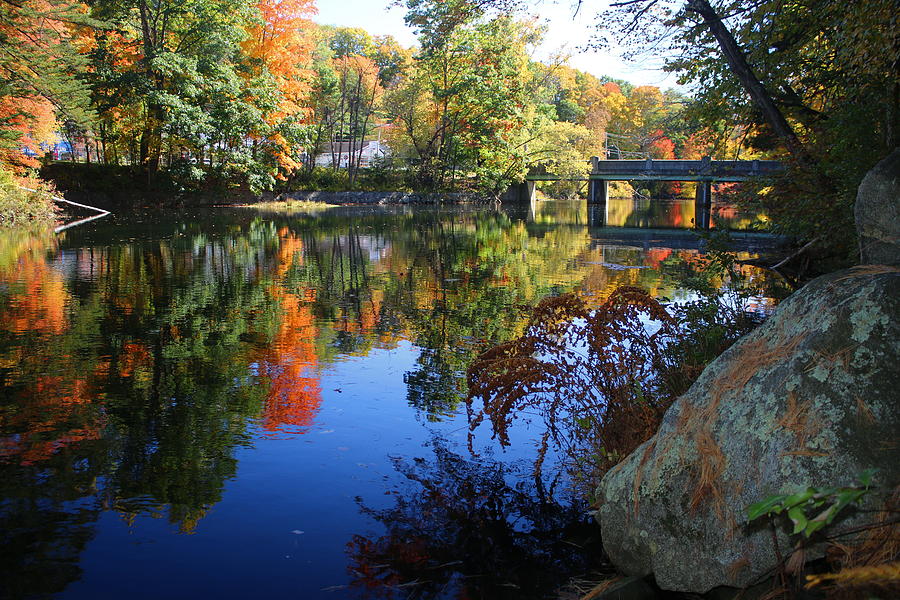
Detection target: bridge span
<box><xmin>513</xmin><ymin>155</ymin><xmax>783</xmax><ymax>228</ymax></box>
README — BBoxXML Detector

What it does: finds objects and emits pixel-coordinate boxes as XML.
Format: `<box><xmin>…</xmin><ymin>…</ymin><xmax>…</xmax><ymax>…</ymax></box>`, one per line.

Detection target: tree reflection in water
<box><xmin>348</xmin><ymin>439</ymin><xmax>602</xmax><ymax>599</ymax></box>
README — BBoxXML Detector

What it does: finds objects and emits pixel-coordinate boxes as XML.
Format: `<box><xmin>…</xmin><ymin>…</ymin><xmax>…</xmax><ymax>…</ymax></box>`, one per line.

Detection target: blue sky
<box><xmin>314</xmin><ymin>0</ymin><xmax>680</xmax><ymax>89</ymax></box>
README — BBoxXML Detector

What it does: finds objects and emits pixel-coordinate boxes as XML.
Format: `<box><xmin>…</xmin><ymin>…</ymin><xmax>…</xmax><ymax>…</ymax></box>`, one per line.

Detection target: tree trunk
<box><xmin>100</xmin><ymin>122</ymin><xmax>108</xmax><ymax>165</ymax></box>
<box><xmin>686</xmin><ymin>0</ymin><xmax>813</xmax><ymax>165</ymax></box>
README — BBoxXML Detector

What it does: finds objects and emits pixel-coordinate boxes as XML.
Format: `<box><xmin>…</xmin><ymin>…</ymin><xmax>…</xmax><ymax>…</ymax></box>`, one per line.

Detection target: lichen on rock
<box><xmin>595</xmin><ymin>267</ymin><xmax>900</xmax><ymax>593</ymax></box>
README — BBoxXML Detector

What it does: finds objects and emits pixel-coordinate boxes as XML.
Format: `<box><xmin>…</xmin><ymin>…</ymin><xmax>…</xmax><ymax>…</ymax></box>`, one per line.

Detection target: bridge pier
<box><xmin>694</xmin><ymin>181</ymin><xmax>712</xmax><ymax>229</ymax></box>
<box><xmin>588</xmin><ymin>179</ymin><xmax>608</xmax><ymax>205</ymax></box>
<box><xmin>503</xmin><ymin>180</ymin><xmax>536</xmax><ymax>207</ymax></box>
<box><xmin>588</xmin><ymin>203</ymin><xmax>608</xmax><ymax>228</ymax></box>
<box><xmin>520</xmin><ymin>180</ymin><xmax>536</xmax><ymax>204</ymax></box>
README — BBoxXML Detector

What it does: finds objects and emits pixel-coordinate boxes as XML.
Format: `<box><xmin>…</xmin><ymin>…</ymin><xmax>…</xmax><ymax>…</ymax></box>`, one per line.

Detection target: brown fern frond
<box><xmin>527</xmin><ymin>292</ymin><xmax>588</xmax><ymax>334</ymax></box>
<box><xmin>465</xmin><ymin>285</ymin><xmax>721</xmax><ymax>495</ymax></box>
<box><xmin>805</xmin><ymin>561</ymin><xmax>900</xmax><ymax>588</ymax></box>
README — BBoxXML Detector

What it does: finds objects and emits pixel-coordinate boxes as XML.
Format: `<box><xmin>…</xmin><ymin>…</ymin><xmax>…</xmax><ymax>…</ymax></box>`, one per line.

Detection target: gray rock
<box><xmin>856</xmin><ymin>148</ymin><xmax>900</xmax><ymax>265</ymax></box>
<box><xmin>595</xmin><ymin>268</ymin><xmax>900</xmax><ymax>593</ymax></box>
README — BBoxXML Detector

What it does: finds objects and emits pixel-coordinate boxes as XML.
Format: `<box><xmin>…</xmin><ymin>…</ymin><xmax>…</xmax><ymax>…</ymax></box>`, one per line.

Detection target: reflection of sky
<box><xmin>0</xmin><ymin>207</ymin><xmax>784</xmax><ymax>599</ymax></box>
<box><xmin>344</xmin><ymin>234</ymin><xmax>391</xmax><ymax>261</ymax></box>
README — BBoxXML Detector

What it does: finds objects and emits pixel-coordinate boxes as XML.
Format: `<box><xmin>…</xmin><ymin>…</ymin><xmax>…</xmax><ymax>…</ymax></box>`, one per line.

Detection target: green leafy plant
<box><xmin>0</xmin><ymin>168</ymin><xmax>58</xmax><ymax>226</ymax></box>
<box><xmin>748</xmin><ymin>469</ymin><xmax>877</xmax><ymax>538</ymax></box>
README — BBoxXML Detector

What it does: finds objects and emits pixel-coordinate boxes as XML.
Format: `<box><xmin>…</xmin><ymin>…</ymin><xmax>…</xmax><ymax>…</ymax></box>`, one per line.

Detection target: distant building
<box><xmin>314</xmin><ymin>139</ymin><xmax>389</xmax><ymax>168</ymax></box>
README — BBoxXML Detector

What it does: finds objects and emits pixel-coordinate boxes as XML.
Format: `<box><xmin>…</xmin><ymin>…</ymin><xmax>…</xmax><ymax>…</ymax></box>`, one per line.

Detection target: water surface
<box><xmin>0</xmin><ymin>200</ymin><xmax>782</xmax><ymax>599</ymax></box>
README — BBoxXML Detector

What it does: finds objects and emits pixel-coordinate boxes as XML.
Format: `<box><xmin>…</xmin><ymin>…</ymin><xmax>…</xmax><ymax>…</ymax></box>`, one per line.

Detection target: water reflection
<box><xmin>348</xmin><ymin>439</ymin><xmax>600</xmax><ymax>599</ymax></box>
<box><xmin>594</xmin><ymin>196</ymin><xmax>765</xmax><ymax>230</ymax></box>
<box><xmin>0</xmin><ymin>204</ymin><xmax>783</xmax><ymax>598</ymax></box>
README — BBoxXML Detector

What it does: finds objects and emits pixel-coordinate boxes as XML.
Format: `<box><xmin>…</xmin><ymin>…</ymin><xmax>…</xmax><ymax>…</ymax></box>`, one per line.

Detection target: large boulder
<box><xmin>855</xmin><ymin>148</ymin><xmax>900</xmax><ymax>265</ymax></box>
<box><xmin>595</xmin><ymin>267</ymin><xmax>900</xmax><ymax>593</ymax></box>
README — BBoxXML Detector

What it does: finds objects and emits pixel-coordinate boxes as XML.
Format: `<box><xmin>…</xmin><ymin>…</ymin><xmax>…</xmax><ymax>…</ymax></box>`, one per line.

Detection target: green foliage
<box><xmin>748</xmin><ymin>470</ymin><xmax>877</xmax><ymax>538</ymax></box>
<box><xmin>325</xmin><ymin>26</ymin><xmax>375</xmax><ymax>59</ymax></box>
<box><xmin>167</xmin><ymin>158</ymin><xmax>208</xmax><ymax>194</ymax></box>
<box><xmin>599</xmin><ymin>0</ymin><xmax>899</xmax><ymax>257</ymax></box>
<box><xmin>531</xmin><ymin>120</ymin><xmax>598</xmax><ymax>198</ymax></box>
<box><xmin>288</xmin><ymin>164</ymin><xmax>413</xmax><ymax>193</ymax></box>
<box><xmin>291</xmin><ymin>166</ymin><xmax>350</xmax><ymax>191</ymax></box>
<box><xmin>0</xmin><ymin>168</ymin><xmax>57</xmax><ymax>226</ymax></box>
<box><xmin>386</xmin><ymin>2</ymin><xmax>538</xmax><ymax>196</ymax></box>
<box><xmin>0</xmin><ymin>0</ymin><xmax>97</xmax><ymax>156</ymax></box>
<box><xmin>83</xmin><ymin>0</ymin><xmax>282</xmax><ymax>191</ymax></box>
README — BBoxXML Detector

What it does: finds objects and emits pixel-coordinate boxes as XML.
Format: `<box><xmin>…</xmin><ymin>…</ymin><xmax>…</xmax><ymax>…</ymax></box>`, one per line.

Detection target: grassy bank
<box><xmin>239</xmin><ymin>199</ymin><xmax>332</xmax><ymax>213</ymax></box>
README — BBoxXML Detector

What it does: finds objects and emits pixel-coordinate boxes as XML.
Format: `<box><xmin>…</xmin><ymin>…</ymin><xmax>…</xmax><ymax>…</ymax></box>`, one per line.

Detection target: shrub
<box><xmin>466</xmin><ymin>288</ymin><xmax>682</xmax><ymax>494</ymax></box>
<box><xmin>466</xmin><ymin>238</ymin><xmax>776</xmax><ymax>496</ymax></box>
<box><xmin>0</xmin><ymin>168</ymin><xmax>57</xmax><ymax>227</ymax></box>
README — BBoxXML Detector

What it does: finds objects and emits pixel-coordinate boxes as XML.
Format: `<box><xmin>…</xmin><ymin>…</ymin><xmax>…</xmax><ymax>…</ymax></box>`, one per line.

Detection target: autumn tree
<box><xmin>595</xmin><ymin>0</ymin><xmax>899</xmax><ymax>254</ymax></box>
<box><xmin>86</xmin><ymin>0</ymin><xmax>290</xmax><ymax>190</ymax></box>
<box><xmin>0</xmin><ymin>0</ymin><xmax>94</xmax><ymax>170</ymax></box>
<box><xmin>531</xmin><ymin>120</ymin><xmax>599</xmax><ymax>198</ymax></box>
<box><xmin>332</xmin><ymin>55</ymin><xmax>381</xmax><ymax>186</ymax></box>
<box><xmin>388</xmin><ymin>0</ymin><xmax>540</xmax><ymax>195</ymax></box>
<box><xmin>243</xmin><ymin>0</ymin><xmax>318</xmax><ymax>178</ymax></box>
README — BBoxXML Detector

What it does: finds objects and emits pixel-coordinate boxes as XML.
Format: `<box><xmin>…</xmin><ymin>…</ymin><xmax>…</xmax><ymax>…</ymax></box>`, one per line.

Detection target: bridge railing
<box><xmin>524</xmin><ymin>156</ymin><xmax>783</xmax><ymax>182</ymax></box>
<box><xmin>589</xmin><ymin>156</ymin><xmax>783</xmax><ymax>180</ymax></box>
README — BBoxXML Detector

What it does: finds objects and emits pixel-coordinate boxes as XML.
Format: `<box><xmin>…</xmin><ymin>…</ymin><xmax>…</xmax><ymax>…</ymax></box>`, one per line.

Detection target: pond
<box><xmin>0</xmin><ymin>198</ymin><xmax>783</xmax><ymax>599</ymax></box>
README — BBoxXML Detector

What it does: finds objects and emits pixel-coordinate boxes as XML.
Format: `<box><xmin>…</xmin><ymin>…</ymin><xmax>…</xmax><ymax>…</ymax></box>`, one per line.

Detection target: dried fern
<box><xmin>466</xmin><ymin>288</ymin><xmax>686</xmax><ymax>492</ymax></box>
<box><xmin>806</xmin><ymin>561</ymin><xmax>900</xmax><ymax>589</ymax></box>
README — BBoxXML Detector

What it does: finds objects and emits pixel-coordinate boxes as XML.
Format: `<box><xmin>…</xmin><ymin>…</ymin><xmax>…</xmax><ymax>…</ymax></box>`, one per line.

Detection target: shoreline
<box><xmin>268</xmin><ymin>190</ymin><xmax>488</xmax><ymax>205</ymax></box>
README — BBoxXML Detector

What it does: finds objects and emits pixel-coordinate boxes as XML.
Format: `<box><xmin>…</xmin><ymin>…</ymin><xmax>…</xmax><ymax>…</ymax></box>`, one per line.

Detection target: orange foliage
<box><xmin>0</xmin><ymin>96</ymin><xmax>57</xmax><ymax>170</ymax></box>
<box><xmin>244</xmin><ymin>0</ymin><xmax>317</xmax><ymax>121</ymax></box>
<box><xmin>335</xmin><ymin>290</ymin><xmax>382</xmax><ymax>337</ymax></box>
<box><xmin>275</xmin><ymin>226</ymin><xmax>304</xmax><ymax>277</ymax></box>
<box><xmin>0</xmin><ymin>375</ymin><xmax>103</xmax><ymax>465</ymax></box>
<box><xmin>242</xmin><ymin>0</ymin><xmax>317</xmax><ymax>174</ymax></box>
<box><xmin>258</xmin><ymin>230</ymin><xmax>323</xmax><ymax>433</ymax></box>
<box><xmin>682</xmin><ymin>131</ymin><xmax>716</xmax><ymax>160</ymax></box>
<box><xmin>645</xmin><ymin>248</ymin><xmax>673</xmax><ymax>269</ymax></box>
<box><xmin>118</xmin><ymin>342</ymin><xmax>151</xmax><ymax>378</ymax></box>
<box><xmin>96</xmin><ymin>29</ymin><xmax>142</xmax><ymax>69</ymax></box>
<box><xmin>0</xmin><ymin>0</ymin><xmax>90</xmax><ymax>169</ymax></box>
<box><xmin>649</xmin><ymin>129</ymin><xmax>675</xmax><ymax>159</ymax></box>
<box><xmin>333</xmin><ymin>54</ymin><xmax>381</xmax><ymax>99</ymax></box>
<box><xmin>5</xmin><ymin>254</ymin><xmax>69</xmax><ymax>336</ymax></box>
<box><xmin>0</xmin><ymin>240</ymin><xmax>105</xmax><ymax>465</ymax></box>
<box><xmin>602</xmin><ymin>82</ymin><xmax>622</xmax><ymax>95</ymax></box>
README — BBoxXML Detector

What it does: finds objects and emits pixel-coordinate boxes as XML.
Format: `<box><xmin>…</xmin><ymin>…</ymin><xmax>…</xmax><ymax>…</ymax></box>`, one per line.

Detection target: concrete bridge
<box><xmin>512</xmin><ymin>156</ymin><xmax>783</xmax><ymax>228</ymax></box>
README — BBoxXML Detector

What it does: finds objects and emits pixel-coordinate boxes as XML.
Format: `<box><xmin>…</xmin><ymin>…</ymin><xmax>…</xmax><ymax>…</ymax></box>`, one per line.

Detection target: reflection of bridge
<box><xmin>514</xmin><ymin>156</ymin><xmax>783</xmax><ymax>229</ymax></box>
<box><xmin>583</xmin><ymin>219</ymin><xmax>788</xmax><ymax>253</ymax></box>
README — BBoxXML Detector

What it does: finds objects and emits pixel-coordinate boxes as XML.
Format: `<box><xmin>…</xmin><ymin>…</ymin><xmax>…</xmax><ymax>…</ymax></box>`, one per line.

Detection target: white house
<box><xmin>314</xmin><ymin>139</ymin><xmax>389</xmax><ymax>168</ymax></box>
